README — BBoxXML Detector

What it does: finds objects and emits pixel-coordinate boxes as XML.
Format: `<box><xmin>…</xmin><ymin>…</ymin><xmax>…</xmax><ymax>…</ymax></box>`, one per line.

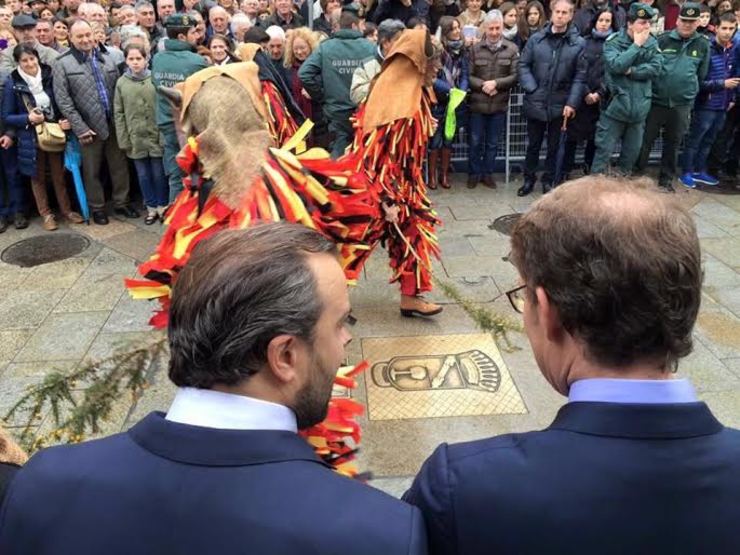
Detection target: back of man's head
<box><xmin>511</xmin><ymin>176</ymin><xmax>702</xmax><ymax>371</ymax></box>
<box><xmin>339</xmin><ymin>9</ymin><xmax>359</xmax><ymax>29</ymax></box>
<box><xmin>168</xmin><ymin>223</ymin><xmax>338</xmax><ymax>390</ymax></box>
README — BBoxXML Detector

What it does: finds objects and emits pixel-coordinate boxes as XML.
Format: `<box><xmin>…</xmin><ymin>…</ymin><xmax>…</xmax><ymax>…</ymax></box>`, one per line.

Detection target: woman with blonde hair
<box><xmin>284</xmin><ymin>27</ymin><xmax>326</xmax><ymax>145</ymax></box>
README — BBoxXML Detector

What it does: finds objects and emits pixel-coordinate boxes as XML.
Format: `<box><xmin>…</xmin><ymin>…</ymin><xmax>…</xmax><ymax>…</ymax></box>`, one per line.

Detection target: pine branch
<box><xmin>435</xmin><ymin>279</ymin><xmax>522</xmax><ymax>351</ymax></box>
<box><xmin>3</xmin><ymin>337</ymin><xmax>167</xmax><ymax>454</ymax></box>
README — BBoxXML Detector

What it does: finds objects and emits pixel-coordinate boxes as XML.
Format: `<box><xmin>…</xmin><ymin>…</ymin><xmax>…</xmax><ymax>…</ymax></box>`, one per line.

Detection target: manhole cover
<box><xmin>489</xmin><ymin>213</ymin><xmax>522</xmax><ymax>236</ymax></box>
<box><xmin>1</xmin><ymin>233</ymin><xmax>90</xmax><ymax>267</ymax></box>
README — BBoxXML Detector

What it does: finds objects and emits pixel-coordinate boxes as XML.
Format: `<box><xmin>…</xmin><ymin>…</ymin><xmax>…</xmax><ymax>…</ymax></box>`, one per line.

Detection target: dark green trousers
<box><xmin>591</xmin><ymin>114</ymin><xmax>645</xmax><ymax>175</ymax></box>
<box><xmin>634</xmin><ymin>104</ymin><xmax>692</xmax><ymax>184</ymax></box>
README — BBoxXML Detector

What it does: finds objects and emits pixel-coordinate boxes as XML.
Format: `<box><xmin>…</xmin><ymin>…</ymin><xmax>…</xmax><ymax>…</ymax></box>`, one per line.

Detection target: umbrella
<box><xmin>63</xmin><ymin>134</ymin><xmax>89</xmax><ymax>223</ymax></box>
<box><xmin>553</xmin><ymin>115</ymin><xmax>572</xmax><ymax>187</ymax></box>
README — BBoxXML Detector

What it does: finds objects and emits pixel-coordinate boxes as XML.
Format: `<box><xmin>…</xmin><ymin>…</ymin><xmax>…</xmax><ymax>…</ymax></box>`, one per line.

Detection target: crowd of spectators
<box><xmin>0</xmin><ymin>0</ymin><xmax>738</xmax><ymax>232</ymax></box>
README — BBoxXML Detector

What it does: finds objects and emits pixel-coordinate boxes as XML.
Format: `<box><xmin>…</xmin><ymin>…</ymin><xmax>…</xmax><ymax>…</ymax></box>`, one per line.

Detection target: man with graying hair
<box><xmin>54</xmin><ymin>19</ymin><xmax>137</xmax><ymax>225</ymax></box>
<box><xmin>350</xmin><ymin>18</ymin><xmax>405</xmax><ymax>105</ymax></box>
<box><xmin>406</xmin><ymin>176</ymin><xmax>740</xmax><ymax>554</ymax></box>
<box><xmin>0</xmin><ymin>223</ymin><xmax>427</xmax><ymax>555</ymax></box>
<box><xmin>0</xmin><ymin>14</ymin><xmax>59</xmax><ymax>72</ymax></box>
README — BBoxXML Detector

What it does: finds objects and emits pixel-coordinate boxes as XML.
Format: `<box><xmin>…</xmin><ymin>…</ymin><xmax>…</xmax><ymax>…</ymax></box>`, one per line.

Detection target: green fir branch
<box><xmin>3</xmin><ymin>337</ymin><xmax>167</xmax><ymax>454</ymax></box>
<box><xmin>436</xmin><ymin>279</ymin><xmax>523</xmax><ymax>351</ymax></box>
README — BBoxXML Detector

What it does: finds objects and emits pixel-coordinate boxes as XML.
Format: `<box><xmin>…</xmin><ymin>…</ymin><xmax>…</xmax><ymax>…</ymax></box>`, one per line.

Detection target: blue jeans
<box><xmin>133</xmin><ymin>157</ymin><xmax>168</xmax><ymax>209</ymax></box>
<box><xmin>468</xmin><ymin>112</ymin><xmax>505</xmax><ymax>177</ymax></box>
<box><xmin>160</xmin><ymin>122</ymin><xmax>183</xmax><ymax>203</ymax></box>
<box><xmin>682</xmin><ymin>109</ymin><xmax>727</xmax><ymax>174</ymax></box>
<box><xmin>0</xmin><ymin>147</ymin><xmax>26</xmax><ymax>217</ymax></box>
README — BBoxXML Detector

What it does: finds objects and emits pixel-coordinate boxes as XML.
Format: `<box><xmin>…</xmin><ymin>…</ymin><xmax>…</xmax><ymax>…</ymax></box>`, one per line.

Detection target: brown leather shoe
<box><xmin>65</xmin><ymin>211</ymin><xmax>85</xmax><ymax>224</ymax></box>
<box><xmin>467</xmin><ymin>175</ymin><xmax>479</xmax><ymax>189</ymax></box>
<box><xmin>400</xmin><ymin>295</ymin><xmax>443</xmax><ymax>317</ymax></box>
<box><xmin>484</xmin><ymin>174</ymin><xmax>497</xmax><ymax>189</ymax></box>
<box><xmin>42</xmin><ymin>214</ymin><xmax>58</xmax><ymax>231</ymax></box>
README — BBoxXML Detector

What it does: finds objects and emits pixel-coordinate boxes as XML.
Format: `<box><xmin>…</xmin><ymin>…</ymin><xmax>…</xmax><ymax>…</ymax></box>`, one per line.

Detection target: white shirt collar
<box><xmin>165</xmin><ymin>387</ymin><xmax>298</xmax><ymax>432</ymax></box>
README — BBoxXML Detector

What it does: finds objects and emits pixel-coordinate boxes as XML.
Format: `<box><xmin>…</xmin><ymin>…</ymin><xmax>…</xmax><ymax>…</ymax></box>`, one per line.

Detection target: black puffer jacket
<box><xmin>518</xmin><ymin>23</ymin><xmax>586</xmax><ymax>122</ymax></box>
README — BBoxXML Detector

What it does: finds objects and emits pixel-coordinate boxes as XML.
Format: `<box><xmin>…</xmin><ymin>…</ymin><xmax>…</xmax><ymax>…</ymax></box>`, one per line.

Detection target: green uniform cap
<box><xmin>679</xmin><ymin>2</ymin><xmax>702</xmax><ymax>20</ymax></box>
<box><xmin>628</xmin><ymin>3</ymin><xmax>656</xmax><ymax>20</ymax></box>
<box><xmin>165</xmin><ymin>14</ymin><xmax>196</xmax><ymax>28</ymax></box>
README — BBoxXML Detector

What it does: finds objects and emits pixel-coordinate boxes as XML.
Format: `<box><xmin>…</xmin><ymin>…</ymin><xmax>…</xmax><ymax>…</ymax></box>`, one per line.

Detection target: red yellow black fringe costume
<box><xmin>347</xmin><ymin>29</ymin><xmax>442</xmax><ymax>296</ymax></box>
<box><xmin>126</xmin><ymin>32</ymin><xmax>442</xmax><ymax>475</ymax></box>
<box><xmin>126</xmin><ymin>62</ymin><xmax>381</xmax><ymax>477</ymax></box>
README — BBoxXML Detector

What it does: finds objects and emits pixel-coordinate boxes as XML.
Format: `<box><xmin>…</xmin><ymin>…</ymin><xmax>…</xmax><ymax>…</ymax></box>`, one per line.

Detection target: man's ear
<box><xmin>265</xmin><ymin>334</ymin><xmax>302</xmax><ymax>384</ymax></box>
<box><xmin>535</xmin><ymin>286</ymin><xmax>565</xmax><ymax>343</ymax></box>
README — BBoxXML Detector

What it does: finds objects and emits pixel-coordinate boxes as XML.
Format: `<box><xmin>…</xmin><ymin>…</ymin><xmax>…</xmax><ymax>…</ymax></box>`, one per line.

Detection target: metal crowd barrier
<box><xmin>449</xmin><ymin>88</ymin><xmax>665</xmax><ymax>183</ymax></box>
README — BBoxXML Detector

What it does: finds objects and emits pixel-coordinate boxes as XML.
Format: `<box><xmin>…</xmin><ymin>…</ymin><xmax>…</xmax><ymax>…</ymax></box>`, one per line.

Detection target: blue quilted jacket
<box><xmin>696</xmin><ymin>39</ymin><xmax>737</xmax><ymax>111</ymax></box>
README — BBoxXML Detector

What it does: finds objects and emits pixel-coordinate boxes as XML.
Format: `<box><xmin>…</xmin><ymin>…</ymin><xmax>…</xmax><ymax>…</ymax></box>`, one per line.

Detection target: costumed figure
<box><xmin>125</xmin><ymin>60</ymin><xmax>379</xmax><ymax>477</ymax></box>
<box><xmin>348</xmin><ymin>29</ymin><xmax>445</xmax><ymax>318</ymax></box>
<box><xmin>125</xmin><ymin>30</ymin><xmax>446</xmax><ymax>475</ymax></box>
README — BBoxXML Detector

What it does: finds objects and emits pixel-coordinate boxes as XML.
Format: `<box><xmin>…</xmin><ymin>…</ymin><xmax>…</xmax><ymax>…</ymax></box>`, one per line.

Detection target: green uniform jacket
<box><xmin>602</xmin><ymin>31</ymin><xmax>663</xmax><ymax>123</ymax></box>
<box><xmin>298</xmin><ymin>29</ymin><xmax>375</xmax><ymax>119</ymax></box>
<box><xmin>114</xmin><ymin>73</ymin><xmax>164</xmax><ymax>159</ymax></box>
<box><xmin>652</xmin><ymin>30</ymin><xmax>710</xmax><ymax>107</ymax></box>
<box><xmin>151</xmin><ymin>40</ymin><xmax>207</xmax><ymax>126</ymax></box>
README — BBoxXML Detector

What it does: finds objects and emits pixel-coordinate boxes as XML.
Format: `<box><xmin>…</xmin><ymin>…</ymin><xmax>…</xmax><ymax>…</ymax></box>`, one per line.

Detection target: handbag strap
<box><xmin>20</xmin><ymin>93</ymin><xmax>35</xmax><ymax>116</ymax></box>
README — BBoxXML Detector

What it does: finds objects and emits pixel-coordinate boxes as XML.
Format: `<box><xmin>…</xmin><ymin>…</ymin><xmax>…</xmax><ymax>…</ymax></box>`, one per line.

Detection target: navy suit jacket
<box><xmin>404</xmin><ymin>402</ymin><xmax>740</xmax><ymax>555</ymax></box>
<box><xmin>0</xmin><ymin>412</ymin><xmax>427</xmax><ymax>555</ymax></box>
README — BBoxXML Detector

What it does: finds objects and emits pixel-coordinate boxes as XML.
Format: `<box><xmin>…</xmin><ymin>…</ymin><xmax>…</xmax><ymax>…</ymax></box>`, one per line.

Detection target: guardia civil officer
<box><xmin>634</xmin><ymin>2</ymin><xmax>710</xmax><ymax>192</ymax></box>
<box><xmin>590</xmin><ymin>3</ymin><xmax>663</xmax><ymax>175</ymax></box>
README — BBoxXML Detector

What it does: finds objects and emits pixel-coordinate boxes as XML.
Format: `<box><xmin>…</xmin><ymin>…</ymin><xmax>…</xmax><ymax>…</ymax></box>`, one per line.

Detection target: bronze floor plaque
<box><xmin>362</xmin><ymin>333</ymin><xmax>526</xmax><ymax>421</ymax></box>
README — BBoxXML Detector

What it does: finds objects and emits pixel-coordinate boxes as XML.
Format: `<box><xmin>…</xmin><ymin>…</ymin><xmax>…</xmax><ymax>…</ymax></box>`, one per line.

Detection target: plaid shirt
<box><xmin>89</xmin><ymin>48</ymin><xmax>111</xmax><ymax>120</ymax></box>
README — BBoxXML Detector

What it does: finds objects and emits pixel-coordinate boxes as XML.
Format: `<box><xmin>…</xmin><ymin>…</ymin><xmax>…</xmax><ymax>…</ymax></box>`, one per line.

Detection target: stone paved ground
<box><xmin>1</xmin><ymin>175</ymin><xmax>739</xmax><ymax>498</ymax></box>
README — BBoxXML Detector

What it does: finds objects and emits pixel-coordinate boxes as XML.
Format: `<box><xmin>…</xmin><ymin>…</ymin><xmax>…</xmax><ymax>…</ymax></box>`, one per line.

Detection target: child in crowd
<box><xmin>114</xmin><ymin>44</ymin><xmax>167</xmax><ymax>224</ymax></box>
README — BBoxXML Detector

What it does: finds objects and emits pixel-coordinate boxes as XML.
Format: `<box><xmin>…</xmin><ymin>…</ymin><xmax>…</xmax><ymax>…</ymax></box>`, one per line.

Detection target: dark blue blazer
<box><xmin>0</xmin><ymin>412</ymin><xmax>427</xmax><ymax>555</ymax></box>
<box><xmin>404</xmin><ymin>402</ymin><xmax>740</xmax><ymax>555</ymax></box>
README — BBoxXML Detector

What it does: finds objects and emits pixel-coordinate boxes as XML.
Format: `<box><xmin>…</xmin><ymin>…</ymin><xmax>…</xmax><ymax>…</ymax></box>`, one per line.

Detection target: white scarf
<box><xmin>17</xmin><ymin>66</ymin><xmax>51</xmax><ymax>113</ymax></box>
<box><xmin>503</xmin><ymin>25</ymin><xmax>519</xmax><ymax>41</ymax></box>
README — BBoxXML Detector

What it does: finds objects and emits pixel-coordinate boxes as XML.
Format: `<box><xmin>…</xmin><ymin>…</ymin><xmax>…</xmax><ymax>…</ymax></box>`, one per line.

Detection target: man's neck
<box><xmin>717</xmin><ymin>37</ymin><xmax>732</xmax><ymax>48</ymax></box>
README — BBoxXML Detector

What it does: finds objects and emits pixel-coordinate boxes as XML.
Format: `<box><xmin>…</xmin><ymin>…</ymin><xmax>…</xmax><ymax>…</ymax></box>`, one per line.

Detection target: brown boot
<box><xmin>42</xmin><ymin>214</ymin><xmax>58</xmax><ymax>231</ymax></box>
<box><xmin>65</xmin><ymin>211</ymin><xmax>85</xmax><ymax>224</ymax></box>
<box><xmin>427</xmin><ymin>149</ymin><xmax>439</xmax><ymax>190</ymax></box>
<box><xmin>440</xmin><ymin>147</ymin><xmax>452</xmax><ymax>189</ymax></box>
<box><xmin>400</xmin><ymin>295</ymin><xmax>443</xmax><ymax>317</ymax></box>
<box><xmin>484</xmin><ymin>174</ymin><xmax>497</xmax><ymax>189</ymax></box>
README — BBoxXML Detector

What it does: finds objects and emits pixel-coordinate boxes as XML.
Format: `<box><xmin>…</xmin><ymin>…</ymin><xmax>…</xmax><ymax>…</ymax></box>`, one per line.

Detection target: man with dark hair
<box><xmin>634</xmin><ymin>2</ymin><xmax>710</xmax><ymax>191</ymax></box>
<box><xmin>135</xmin><ymin>0</ymin><xmax>163</xmax><ymax>43</ymax></box>
<box><xmin>590</xmin><ymin>3</ymin><xmax>663</xmax><ymax>175</ymax></box>
<box><xmin>405</xmin><ymin>176</ymin><xmax>740</xmax><ymax>553</ymax></box>
<box><xmin>152</xmin><ymin>13</ymin><xmax>207</xmax><ymax>202</ymax></box>
<box><xmin>679</xmin><ymin>11</ymin><xmax>739</xmax><ymax>188</ymax></box>
<box><xmin>299</xmin><ymin>7</ymin><xmax>375</xmax><ymax>157</ymax></box>
<box><xmin>0</xmin><ymin>223</ymin><xmax>427</xmax><ymax>555</ymax></box>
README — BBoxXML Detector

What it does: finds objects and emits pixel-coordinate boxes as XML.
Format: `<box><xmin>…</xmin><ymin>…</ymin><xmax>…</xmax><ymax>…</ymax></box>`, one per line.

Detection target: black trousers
<box><xmin>708</xmin><ymin>104</ymin><xmax>740</xmax><ymax>176</ymax></box>
<box><xmin>563</xmin><ymin>138</ymin><xmax>596</xmax><ymax>175</ymax></box>
<box><xmin>524</xmin><ymin>117</ymin><xmax>563</xmax><ymax>185</ymax></box>
<box><xmin>634</xmin><ymin>104</ymin><xmax>691</xmax><ymax>184</ymax></box>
